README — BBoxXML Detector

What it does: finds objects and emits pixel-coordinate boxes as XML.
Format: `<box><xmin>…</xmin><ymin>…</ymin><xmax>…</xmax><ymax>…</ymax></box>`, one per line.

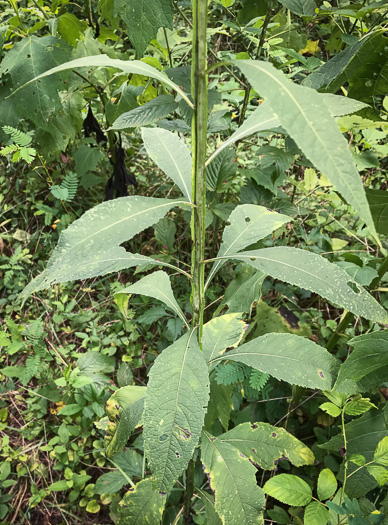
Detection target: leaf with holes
<box><xmin>21</xmin><ymin>196</ymin><xmax>190</xmax><ymax>301</ymax></box>
<box><xmin>143</xmin><ymin>331</ymin><xmax>209</xmax><ymax>492</ymax></box>
<box><xmin>117</xmin><ymin>271</ymin><xmax>189</xmax><ymax>329</ymax></box>
<box><xmin>202</xmin><ymin>313</ymin><xmax>246</xmax><ymax>363</ymax></box>
<box><xmin>142</xmin><ymin>127</ymin><xmax>192</xmax><ymax>203</ymax></box>
<box><xmin>209</xmin><ymin>333</ymin><xmax>338</xmax><ymax>389</ymax></box>
<box><xmin>201</xmin><ymin>430</ymin><xmax>265</xmax><ymax>525</ymax></box>
<box><xmin>218</xmin><ymin>247</ymin><xmax>388</xmax><ymax>323</ymax></box>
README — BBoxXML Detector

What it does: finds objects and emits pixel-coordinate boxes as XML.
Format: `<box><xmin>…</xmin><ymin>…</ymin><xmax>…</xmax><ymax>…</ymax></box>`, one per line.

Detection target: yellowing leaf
<box><xmin>299</xmin><ymin>40</ymin><xmax>320</xmax><ymax>55</ymax></box>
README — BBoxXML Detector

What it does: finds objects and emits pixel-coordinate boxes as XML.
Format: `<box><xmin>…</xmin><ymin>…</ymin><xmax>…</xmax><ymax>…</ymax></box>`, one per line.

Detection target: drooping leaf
<box><xmin>335</xmin><ymin>331</ymin><xmax>388</xmax><ymax>394</ymax></box>
<box><xmin>21</xmin><ymin>196</ymin><xmax>190</xmax><ymax>300</ymax></box>
<box><xmin>277</xmin><ymin>0</ymin><xmax>316</xmax><ymax>16</ymax></box>
<box><xmin>209</xmin><ymin>333</ymin><xmax>338</xmax><ymax>389</ymax></box>
<box><xmin>117</xmin><ymin>478</ymin><xmax>165</xmax><ymax>525</ymax></box>
<box><xmin>201</xmin><ymin>430</ymin><xmax>265</xmax><ymax>525</ymax></box>
<box><xmin>233</xmin><ymin>60</ymin><xmax>378</xmax><ymax>241</ymax></box>
<box><xmin>206</xmin><ymin>148</ymin><xmax>237</xmax><ymax>193</ymax></box>
<box><xmin>206</xmin><ymin>204</ymin><xmax>291</xmax><ymax>288</ymax></box>
<box><xmin>111</xmin><ymin>95</ymin><xmax>178</xmax><ymax>129</ymax></box>
<box><xmin>143</xmin><ymin>331</ymin><xmax>209</xmax><ymax>492</ymax></box>
<box><xmin>304</xmin><ymin>502</ymin><xmax>330</xmax><ymax>525</ymax></box>
<box><xmin>155</xmin><ymin>216</ymin><xmax>177</xmax><ymax>252</ymax></box>
<box><xmin>105</xmin><ymin>386</ymin><xmax>146</xmax><ymax>457</ymax></box>
<box><xmin>218</xmin><ymin>247</ymin><xmax>388</xmax><ymax>323</ymax></box>
<box><xmin>219</xmin><ymin>422</ymin><xmax>314</xmax><ymax>470</ymax></box>
<box><xmin>366</xmin><ymin>189</ymin><xmax>388</xmax><ymax>236</ymax></box>
<box><xmin>202</xmin><ymin>313</ymin><xmax>246</xmax><ymax>363</ymax></box>
<box><xmin>142</xmin><ymin>128</ymin><xmax>192</xmax><ymax>203</ymax></box>
<box><xmin>205</xmin><ymin>380</ymin><xmax>233</xmax><ymax>431</ymax></box>
<box><xmin>218</xmin><ymin>264</ymin><xmax>266</xmax><ymax>315</ymax></box>
<box><xmin>263</xmin><ymin>474</ymin><xmax>312</xmax><ymax>507</ymax></box>
<box><xmin>117</xmin><ymin>271</ymin><xmax>189</xmax><ymax>328</ymax></box>
<box><xmin>317</xmin><ymin>469</ymin><xmax>337</xmax><ymax>501</ymax></box>
<box><xmin>114</xmin><ymin>0</ymin><xmax>174</xmax><ymax>58</ymax></box>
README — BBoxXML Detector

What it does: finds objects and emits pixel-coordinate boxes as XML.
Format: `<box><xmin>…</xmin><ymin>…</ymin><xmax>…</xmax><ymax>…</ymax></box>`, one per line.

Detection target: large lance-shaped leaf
<box><xmin>201</xmin><ymin>430</ymin><xmax>265</xmax><ymax>525</ymax></box>
<box><xmin>15</xmin><ymin>55</ymin><xmax>194</xmax><ymax>109</ymax></box>
<box><xmin>117</xmin><ymin>270</ymin><xmax>189</xmax><ymax>329</ymax></box>
<box><xmin>202</xmin><ymin>313</ymin><xmax>246</xmax><ymax>363</ymax></box>
<box><xmin>105</xmin><ymin>386</ymin><xmax>146</xmax><ymax>457</ymax></box>
<box><xmin>21</xmin><ymin>196</ymin><xmax>190</xmax><ymax>300</ymax></box>
<box><xmin>205</xmin><ymin>205</ymin><xmax>291</xmax><ymax>289</ymax></box>
<box><xmin>216</xmin><ymin>247</ymin><xmax>388</xmax><ymax>323</ymax></box>
<box><xmin>142</xmin><ymin>127</ymin><xmax>193</xmax><ymax>203</ymax></box>
<box><xmin>110</xmin><ymin>95</ymin><xmax>178</xmax><ymax>130</ymax></box>
<box><xmin>209</xmin><ymin>333</ymin><xmax>338</xmax><ymax>389</ymax></box>
<box><xmin>219</xmin><ymin>422</ymin><xmax>314</xmax><ymax>470</ymax></box>
<box><xmin>117</xmin><ymin>478</ymin><xmax>165</xmax><ymax>525</ymax></box>
<box><xmin>143</xmin><ymin>331</ymin><xmax>209</xmax><ymax>492</ymax></box>
<box><xmin>233</xmin><ymin>60</ymin><xmax>378</xmax><ymax>241</ymax></box>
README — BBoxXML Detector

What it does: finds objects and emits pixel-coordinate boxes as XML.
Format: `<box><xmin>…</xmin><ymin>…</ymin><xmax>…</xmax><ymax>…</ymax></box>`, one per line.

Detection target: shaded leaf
<box><xmin>263</xmin><ymin>474</ymin><xmax>312</xmax><ymax>506</ymax></box>
<box><xmin>111</xmin><ymin>95</ymin><xmax>178</xmax><ymax>129</ymax></box>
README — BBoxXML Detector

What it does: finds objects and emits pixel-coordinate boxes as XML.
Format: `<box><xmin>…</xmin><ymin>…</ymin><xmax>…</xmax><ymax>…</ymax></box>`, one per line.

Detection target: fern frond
<box><xmin>20</xmin><ymin>147</ymin><xmax>36</xmax><ymax>164</ymax></box>
<box><xmin>24</xmin><ymin>319</ymin><xmax>44</xmax><ymax>344</ymax></box>
<box><xmin>215</xmin><ymin>362</ymin><xmax>245</xmax><ymax>386</ymax></box>
<box><xmin>3</xmin><ymin>126</ymin><xmax>31</xmax><ymax>147</ymax></box>
<box><xmin>249</xmin><ymin>370</ymin><xmax>270</xmax><ymax>391</ymax></box>
<box><xmin>21</xmin><ymin>356</ymin><xmax>41</xmax><ymax>385</ymax></box>
<box><xmin>51</xmin><ymin>185</ymin><xmax>69</xmax><ymax>201</ymax></box>
<box><xmin>0</xmin><ymin>144</ymin><xmax>18</xmax><ymax>156</ymax></box>
<box><xmin>50</xmin><ymin>172</ymin><xmax>78</xmax><ymax>202</ymax></box>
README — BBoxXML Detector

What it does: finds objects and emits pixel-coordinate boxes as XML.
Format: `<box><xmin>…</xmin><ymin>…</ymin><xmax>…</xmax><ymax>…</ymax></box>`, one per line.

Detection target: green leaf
<box><xmin>114</xmin><ymin>0</ymin><xmax>173</xmax><ymax>57</ymax></box>
<box><xmin>155</xmin><ymin>216</ymin><xmax>176</xmax><ymax>252</ymax></box>
<box><xmin>196</xmin><ymin>487</ymin><xmax>223</xmax><ymax>525</ymax></box>
<box><xmin>233</xmin><ymin>60</ymin><xmax>378</xmax><ymax>241</ymax></box>
<box><xmin>73</xmin><ymin>145</ymin><xmax>102</xmax><ymax>188</ymax></box>
<box><xmin>209</xmin><ymin>333</ymin><xmax>338</xmax><ymax>389</ymax></box>
<box><xmin>344</xmin><ymin>398</ymin><xmax>376</xmax><ymax>416</ymax></box>
<box><xmin>57</xmin><ymin>404</ymin><xmax>82</xmax><ymax>416</ymax></box>
<box><xmin>221</xmin><ymin>247</ymin><xmax>388</xmax><ymax>323</ymax></box>
<box><xmin>117</xmin><ymin>271</ymin><xmax>189</xmax><ymax>329</ymax></box>
<box><xmin>320</xmin><ymin>402</ymin><xmax>341</xmax><ymax>418</ymax></box>
<box><xmin>206</xmin><ymin>204</ymin><xmax>291</xmax><ymax>288</ymax></box>
<box><xmin>142</xmin><ymin>128</ymin><xmax>192</xmax><ymax>203</ymax></box>
<box><xmin>15</xmin><ymin>54</ymin><xmax>193</xmax><ymax>110</ymax></box>
<box><xmin>317</xmin><ymin>469</ymin><xmax>337</xmax><ymax>501</ymax></box>
<box><xmin>205</xmin><ymin>380</ymin><xmax>233</xmax><ymax>431</ymax></box>
<box><xmin>304</xmin><ymin>502</ymin><xmax>330</xmax><ymax>525</ymax></box>
<box><xmin>86</xmin><ymin>500</ymin><xmax>101</xmax><ymax>513</ymax></box>
<box><xmin>202</xmin><ymin>313</ymin><xmax>246</xmax><ymax>363</ymax></box>
<box><xmin>219</xmin><ymin>264</ymin><xmax>266</xmax><ymax>315</ymax></box>
<box><xmin>367</xmin><ymin>465</ymin><xmax>388</xmax><ymax>487</ymax></box>
<box><xmin>95</xmin><ymin>471</ymin><xmax>127</xmax><ymax>495</ymax></box>
<box><xmin>48</xmin><ymin>480</ymin><xmax>71</xmax><ymax>491</ymax></box>
<box><xmin>219</xmin><ymin>422</ymin><xmax>314</xmax><ymax>470</ymax></box>
<box><xmin>0</xmin><ymin>36</ymin><xmax>71</xmax><ymax>126</ymax></box>
<box><xmin>263</xmin><ymin>474</ymin><xmax>312</xmax><ymax>507</ymax></box>
<box><xmin>57</xmin><ymin>13</ymin><xmax>85</xmax><ymax>46</ymax></box>
<box><xmin>366</xmin><ymin>189</ymin><xmax>388</xmax><ymax>236</ymax></box>
<box><xmin>277</xmin><ymin>0</ymin><xmax>315</xmax><ymax>16</ymax></box>
<box><xmin>21</xmin><ymin>196</ymin><xmax>190</xmax><ymax>300</ymax></box>
<box><xmin>78</xmin><ymin>352</ymin><xmax>115</xmax><ymax>383</ymax></box>
<box><xmin>117</xmin><ymin>363</ymin><xmax>134</xmax><ymax>388</ymax></box>
<box><xmin>143</xmin><ymin>331</ymin><xmax>209</xmax><ymax>492</ymax></box>
<box><xmin>321</xmin><ymin>94</ymin><xmax>368</xmax><ymax>117</ymax></box>
<box><xmin>374</xmin><ymin>436</ymin><xmax>388</xmax><ymax>467</ymax></box>
<box><xmin>206</xmin><ymin>148</ymin><xmax>237</xmax><ymax>193</ymax></box>
<box><xmin>111</xmin><ymin>95</ymin><xmax>178</xmax><ymax>129</ymax></box>
<box><xmin>201</xmin><ymin>430</ymin><xmax>265</xmax><ymax>525</ymax></box>
<box><xmin>106</xmin><ymin>386</ymin><xmax>146</xmax><ymax>457</ymax></box>
<box><xmin>117</xmin><ymin>478</ymin><xmax>165</xmax><ymax>525</ymax></box>
<box><xmin>335</xmin><ymin>332</ymin><xmax>388</xmax><ymax>394</ymax></box>
<box><xmin>349</xmin><ymin>454</ymin><xmax>365</xmax><ymax>466</ymax></box>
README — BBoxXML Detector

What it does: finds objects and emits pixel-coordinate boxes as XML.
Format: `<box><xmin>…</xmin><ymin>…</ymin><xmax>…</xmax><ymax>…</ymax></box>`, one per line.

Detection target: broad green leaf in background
<box><xmin>334</xmin><ymin>331</ymin><xmax>388</xmax><ymax>394</ymax></box>
<box><xmin>218</xmin><ymin>247</ymin><xmax>388</xmax><ymax>323</ymax></box>
<box><xmin>113</xmin><ymin>0</ymin><xmax>174</xmax><ymax>58</ymax></box>
<box><xmin>142</xmin><ymin>128</ymin><xmax>192</xmax><ymax>203</ymax></box>
<box><xmin>201</xmin><ymin>430</ymin><xmax>265</xmax><ymax>525</ymax></box>
<box><xmin>15</xmin><ymin>55</ymin><xmax>194</xmax><ymax>110</ymax></box>
<box><xmin>110</xmin><ymin>95</ymin><xmax>178</xmax><ymax>130</ymax></box>
<box><xmin>209</xmin><ymin>332</ymin><xmax>338</xmax><ymax>389</ymax></box>
<box><xmin>78</xmin><ymin>352</ymin><xmax>115</xmax><ymax>383</ymax></box>
<box><xmin>143</xmin><ymin>331</ymin><xmax>209</xmax><ymax>492</ymax></box>
<box><xmin>73</xmin><ymin>145</ymin><xmax>102</xmax><ymax>188</ymax></box>
<box><xmin>206</xmin><ymin>148</ymin><xmax>237</xmax><ymax>193</ymax></box>
<box><xmin>219</xmin><ymin>422</ymin><xmax>314</xmax><ymax>470</ymax></box>
<box><xmin>205</xmin><ymin>205</ymin><xmax>291</xmax><ymax>289</ymax></box>
<box><xmin>217</xmin><ymin>265</ymin><xmax>266</xmax><ymax>315</ymax></box>
<box><xmin>202</xmin><ymin>313</ymin><xmax>246</xmax><ymax>362</ymax></box>
<box><xmin>233</xmin><ymin>60</ymin><xmax>379</xmax><ymax>242</ymax></box>
<box><xmin>196</xmin><ymin>487</ymin><xmax>223</xmax><ymax>525</ymax></box>
<box><xmin>117</xmin><ymin>478</ymin><xmax>165</xmax><ymax>525</ymax></box>
<box><xmin>304</xmin><ymin>502</ymin><xmax>330</xmax><ymax>525</ymax></box>
<box><xmin>277</xmin><ymin>0</ymin><xmax>316</xmax><ymax>16</ymax></box>
<box><xmin>116</xmin><ymin>271</ymin><xmax>189</xmax><ymax>328</ymax></box>
<box><xmin>317</xmin><ymin>469</ymin><xmax>337</xmax><ymax>500</ymax></box>
<box><xmin>0</xmin><ymin>36</ymin><xmax>71</xmax><ymax>127</ymax></box>
<box><xmin>263</xmin><ymin>474</ymin><xmax>312</xmax><ymax>507</ymax></box>
<box><xmin>95</xmin><ymin>471</ymin><xmax>128</xmax><ymax>495</ymax></box>
<box><xmin>21</xmin><ymin>197</ymin><xmax>191</xmax><ymax>300</ymax></box>
<box><xmin>366</xmin><ymin>189</ymin><xmax>388</xmax><ymax>236</ymax></box>
<box><xmin>205</xmin><ymin>381</ymin><xmax>233</xmax><ymax>431</ymax></box>
<box><xmin>105</xmin><ymin>386</ymin><xmax>146</xmax><ymax>457</ymax></box>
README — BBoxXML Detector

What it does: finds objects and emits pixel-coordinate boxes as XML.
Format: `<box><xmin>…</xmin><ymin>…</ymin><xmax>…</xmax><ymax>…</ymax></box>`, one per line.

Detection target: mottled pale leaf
<box><xmin>143</xmin><ymin>331</ymin><xmax>209</xmax><ymax>492</ymax></box>
<box><xmin>233</xmin><ymin>60</ymin><xmax>378</xmax><ymax>241</ymax></box>
<box><xmin>264</xmin><ymin>474</ymin><xmax>312</xmax><ymax>506</ymax></box>
<box><xmin>206</xmin><ymin>205</ymin><xmax>291</xmax><ymax>288</ymax></box>
<box><xmin>304</xmin><ymin>502</ymin><xmax>330</xmax><ymax>525</ymax></box>
<box><xmin>201</xmin><ymin>430</ymin><xmax>265</xmax><ymax>525</ymax></box>
<box><xmin>142</xmin><ymin>128</ymin><xmax>192</xmax><ymax>203</ymax></box>
<box><xmin>21</xmin><ymin>197</ymin><xmax>190</xmax><ymax>300</ymax></box>
<box><xmin>202</xmin><ymin>313</ymin><xmax>246</xmax><ymax>363</ymax></box>
<box><xmin>117</xmin><ymin>271</ymin><xmax>189</xmax><ymax>328</ymax></box>
<box><xmin>219</xmin><ymin>422</ymin><xmax>314</xmax><ymax>470</ymax></box>
<box><xmin>209</xmin><ymin>333</ymin><xmax>338</xmax><ymax>389</ymax></box>
<box><xmin>111</xmin><ymin>95</ymin><xmax>178</xmax><ymax>129</ymax></box>
<box><xmin>117</xmin><ymin>478</ymin><xmax>165</xmax><ymax>525</ymax></box>
<box><xmin>317</xmin><ymin>469</ymin><xmax>337</xmax><ymax>501</ymax></box>
<box><xmin>220</xmin><ymin>247</ymin><xmax>388</xmax><ymax>323</ymax></box>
